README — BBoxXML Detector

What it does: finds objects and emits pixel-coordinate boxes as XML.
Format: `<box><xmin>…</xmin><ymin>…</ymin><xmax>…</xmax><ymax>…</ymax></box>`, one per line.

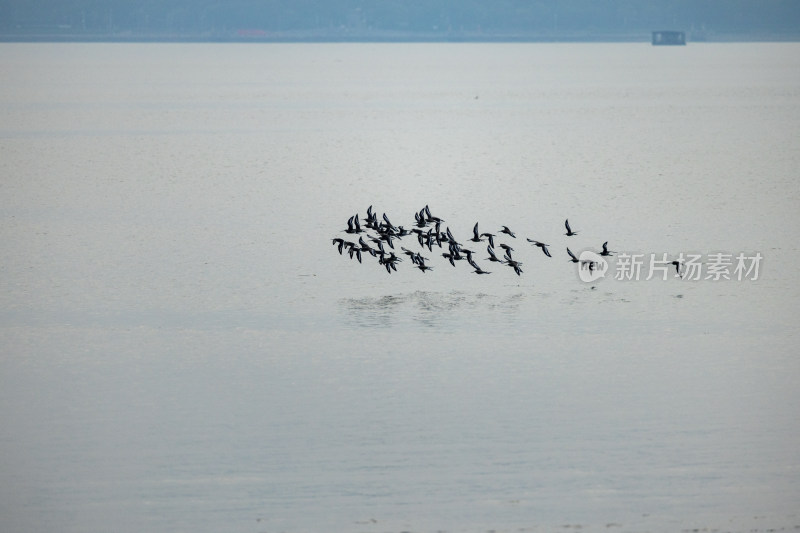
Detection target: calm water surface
<box><xmin>1</xmin><ymin>43</ymin><xmax>799</xmax><ymax>533</ymax></box>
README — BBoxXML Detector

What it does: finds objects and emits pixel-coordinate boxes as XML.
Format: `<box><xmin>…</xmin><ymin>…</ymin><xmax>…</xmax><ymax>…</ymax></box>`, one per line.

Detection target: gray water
<box><xmin>1</xmin><ymin>42</ymin><xmax>799</xmax><ymax>533</ymax></box>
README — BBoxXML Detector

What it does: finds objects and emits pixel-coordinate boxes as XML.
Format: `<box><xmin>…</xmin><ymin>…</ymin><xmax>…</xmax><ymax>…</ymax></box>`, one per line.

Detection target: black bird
<box><xmin>417</xmin><ymin>263</ymin><xmax>434</xmax><ymax>273</ymax></box>
<box><xmin>411</xmin><ymin>228</ymin><xmax>426</xmax><ymax>248</ymax></box>
<box><xmin>480</xmin><ymin>232</ymin><xmax>496</xmax><ymax>248</ymax></box>
<box><xmin>445</xmin><ymin>227</ymin><xmax>458</xmax><ymax>248</ymax></box>
<box><xmin>486</xmin><ymin>246</ymin><xmax>503</xmax><ymax>262</ymax></box>
<box><xmin>565</xmin><ymin>219</ymin><xmax>578</xmax><ymax>236</ymax></box>
<box><xmin>470</xmin><ymin>222</ymin><xmax>484</xmax><ymax>243</ymax></box>
<box><xmin>348</xmin><ymin>246</ymin><xmax>362</xmax><ymax>263</ymax></box>
<box><xmin>566</xmin><ymin>247</ymin><xmax>580</xmax><ymax>263</ymax></box>
<box><xmin>379</xmin><ymin>252</ymin><xmax>402</xmax><ymax>273</ymax></box>
<box><xmin>369</xmin><ymin>235</ymin><xmax>384</xmax><ymax>248</ymax></box>
<box><xmin>365</xmin><ymin>206</ymin><xmax>378</xmax><ymax>229</ymax></box>
<box><xmin>345</xmin><ymin>215</ymin><xmax>363</xmax><ymax>234</ymax></box>
<box><xmin>332</xmin><ymin>237</ymin><xmax>346</xmax><ymax>254</ymax></box>
<box><xmin>671</xmin><ymin>260</ymin><xmax>684</xmax><ymax>278</ymax></box>
<box><xmin>379</xmin><ymin>213</ymin><xmax>398</xmax><ymax>234</ymax></box>
<box><xmin>401</xmin><ymin>247</ymin><xmax>419</xmax><ymax>264</ymax></box>
<box><xmin>472</xmin><ymin>266</ymin><xmax>491</xmax><ymax>275</ymax></box>
<box><xmin>376</xmin><ymin>230</ymin><xmax>396</xmax><ymax>249</ymax></box>
<box><xmin>499</xmin><ymin>243</ymin><xmax>514</xmax><ymax>256</ymax></box>
<box><xmin>503</xmin><ymin>257</ymin><xmax>523</xmax><ymax>276</ymax></box>
<box><xmin>425</xmin><ymin>229</ymin><xmax>435</xmax><ymax>251</ymax></box>
<box><xmin>414</xmin><ymin>209</ymin><xmax>427</xmax><ymax>228</ymax></box>
<box><xmin>462</xmin><ymin>249</ymin><xmax>480</xmax><ymax>270</ymax></box>
<box><xmin>502</xmin><ymin>248</ymin><xmax>523</xmax><ymax>274</ymax></box>
<box><xmin>600</xmin><ymin>241</ymin><xmax>614</xmax><ymax>256</ymax></box>
<box><xmin>499</xmin><ymin>225</ymin><xmax>516</xmax><ymax>238</ymax></box>
<box><xmin>527</xmin><ymin>239</ymin><xmax>552</xmax><ymax>257</ymax></box>
<box><xmin>448</xmin><ymin>243</ymin><xmax>464</xmax><ymax>262</ymax></box>
<box><xmin>359</xmin><ymin>237</ymin><xmax>377</xmax><ymax>257</ymax></box>
<box><xmin>433</xmin><ymin>221</ymin><xmax>443</xmax><ymax>247</ymax></box>
<box><xmin>424</xmin><ymin>205</ymin><xmax>444</xmax><ymax>224</ymax></box>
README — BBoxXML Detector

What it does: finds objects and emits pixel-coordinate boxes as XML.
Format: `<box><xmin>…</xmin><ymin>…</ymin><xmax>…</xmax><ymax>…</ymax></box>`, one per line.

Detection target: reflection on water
<box><xmin>342</xmin><ymin>290</ymin><xmax>524</xmax><ymax>328</ymax></box>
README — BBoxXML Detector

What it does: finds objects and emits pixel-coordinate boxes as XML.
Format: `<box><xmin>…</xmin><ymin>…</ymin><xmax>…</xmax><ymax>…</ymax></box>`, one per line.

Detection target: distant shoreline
<box><xmin>2</xmin><ymin>29</ymin><xmax>799</xmax><ymax>44</ymax></box>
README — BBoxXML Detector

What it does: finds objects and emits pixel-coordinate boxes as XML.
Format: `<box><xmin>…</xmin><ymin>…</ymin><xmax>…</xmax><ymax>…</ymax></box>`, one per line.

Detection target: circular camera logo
<box><xmin>577</xmin><ymin>251</ymin><xmax>608</xmax><ymax>283</ymax></box>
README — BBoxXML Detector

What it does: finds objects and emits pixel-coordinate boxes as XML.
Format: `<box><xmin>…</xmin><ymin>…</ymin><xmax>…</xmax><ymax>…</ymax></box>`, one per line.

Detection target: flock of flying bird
<box><xmin>331</xmin><ymin>205</ymin><xmax>621</xmax><ymax>277</ymax></box>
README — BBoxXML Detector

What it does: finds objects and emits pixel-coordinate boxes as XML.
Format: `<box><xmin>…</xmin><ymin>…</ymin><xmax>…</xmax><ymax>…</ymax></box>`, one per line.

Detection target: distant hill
<box><xmin>2</xmin><ymin>0</ymin><xmax>799</xmax><ymax>42</ymax></box>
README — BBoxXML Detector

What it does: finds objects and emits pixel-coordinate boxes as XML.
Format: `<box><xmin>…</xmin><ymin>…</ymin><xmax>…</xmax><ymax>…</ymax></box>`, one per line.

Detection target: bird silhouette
<box><xmin>565</xmin><ymin>219</ymin><xmax>578</xmax><ymax>236</ymax></box>
<box><xmin>566</xmin><ymin>247</ymin><xmax>580</xmax><ymax>263</ymax></box>
<box><xmin>470</xmin><ymin>222</ymin><xmax>484</xmax><ymax>243</ymax></box>
<box><xmin>424</xmin><ymin>205</ymin><xmax>444</xmax><ymax>224</ymax></box>
<box><xmin>499</xmin><ymin>225</ymin><xmax>516</xmax><ymax>238</ymax></box>
<box><xmin>480</xmin><ymin>232</ymin><xmax>496</xmax><ymax>248</ymax></box>
<box><xmin>332</xmin><ymin>237</ymin><xmax>346</xmax><ymax>254</ymax></box>
<box><xmin>414</xmin><ymin>208</ymin><xmax>428</xmax><ymax>228</ymax></box>
<box><xmin>463</xmin><ymin>250</ymin><xmax>480</xmax><ymax>270</ymax></box>
<box><xmin>365</xmin><ymin>206</ymin><xmax>378</xmax><ymax>229</ymax></box>
<box><xmin>345</xmin><ymin>215</ymin><xmax>364</xmax><ymax>234</ymax></box>
<box><xmin>502</xmin><ymin>250</ymin><xmax>523</xmax><ymax>275</ymax></box>
<box><xmin>671</xmin><ymin>260</ymin><xmax>684</xmax><ymax>278</ymax></box>
<box><xmin>527</xmin><ymin>239</ymin><xmax>552</xmax><ymax>257</ymax></box>
<box><xmin>486</xmin><ymin>245</ymin><xmax>503</xmax><ymax>262</ymax></box>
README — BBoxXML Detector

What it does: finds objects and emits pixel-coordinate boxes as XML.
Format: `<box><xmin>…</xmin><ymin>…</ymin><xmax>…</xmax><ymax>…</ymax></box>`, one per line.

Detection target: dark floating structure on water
<box><xmin>652</xmin><ymin>30</ymin><xmax>686</xmax><ymax>45</ymax></box>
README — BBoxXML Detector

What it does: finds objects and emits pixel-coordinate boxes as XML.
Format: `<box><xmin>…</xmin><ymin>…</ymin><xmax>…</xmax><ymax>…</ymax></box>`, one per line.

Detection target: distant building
<box><xmin>652</xmin><ymin>30</ymin><xmax>686</xmax><ymax>45</ymax></box>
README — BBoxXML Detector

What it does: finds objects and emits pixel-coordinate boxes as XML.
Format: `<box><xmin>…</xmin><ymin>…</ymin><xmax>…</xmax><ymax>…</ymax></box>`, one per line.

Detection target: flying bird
<box><xmin>424</xmin><ymin>205</ymin><xmax>444</xmax><ymax>224</ymax></box>
<box><xmin>470</xmin><ymin>222</ymin><xmax>484</xmax><ymax>243</ymax></box>
<box><xmin>566</xmin><ymin>247</ymin><xmax>580</xmax><ymax>263</ymax></box>
<box><xmin>499</xmin><ymin>225</ymin><xmax>516</xmax><ymax>238</ymax></box>
<box><xmin>414</xmin><ymin>209</ymin><xmax>428</xmax><ymax>228</ymax></box>
<box><xmin>504</xmin><ymin>259</ymin><xmax>523</xmax><ymax>276</ymax></box>
<box><xmin>600</xmin><ymin>241</ymin><xmax>614</xmax><ymax>256</ymax></box>
<box><xmin>345</xmin><ymin>215</ymin><xmax>363</xmax><ymax>234</ymax></box>
<box><xmin>671</xmin><ymin>260</ymin><xmax>684</xmax><ymax>278</ymax></box>
<box><xmin>365</xmin><ymin>206</ymin><xmax>378</xmax><ymax>229</ymax></box>
<box><xmin>527</xmin><ymin>239</ymin><xmax>552</xmax><ymax>257</ymax></box>
<box><xmin>480</xmin><ymin>232</ymin><xmax>496</xmax><ymax>248</ymax></box>
<box><xmin>564</xmin><ymin>219</ymin><xmax>578</xmax><ymax>236</ymax></box>
<box><xmin>463</xmin><ymin>250</ymin><xmax>480</xmax><ymax>270</ymax></box>
<box><xmin>486</xmin><ymin>246</ymin><xmax>503</xmax><ymax>262</ymax></box>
